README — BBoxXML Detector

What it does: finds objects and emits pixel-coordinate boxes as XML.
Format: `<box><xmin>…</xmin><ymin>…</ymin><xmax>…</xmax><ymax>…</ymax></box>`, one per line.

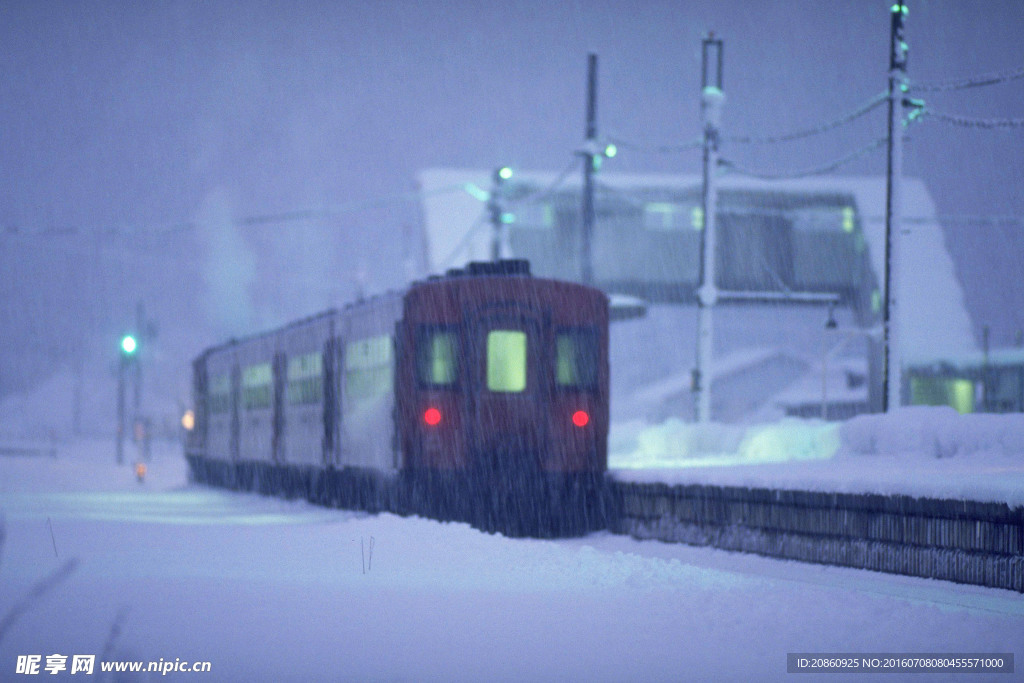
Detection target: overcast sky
<box><xmin>2</xmin><ymin>1</ymin><xmax>1023</xmax><ymax>346</ymax></box>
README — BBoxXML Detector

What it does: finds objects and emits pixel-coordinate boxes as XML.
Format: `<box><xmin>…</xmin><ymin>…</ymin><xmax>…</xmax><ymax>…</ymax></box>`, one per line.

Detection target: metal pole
<box><xmin>489</xmin><ymin>177</ymin><xmax>502</xmax><ymax>262</ymax></box>
<box><xmin>489</xmin><ymin>167</ymin><xmax>510</xmax><ymax>261</ymax></box>
<box><xmin>581</xmin><ymin>53</ymin><xmax>598</xmax><ymax>286</ymax></box>
<box><xmin>134</xmin><ymin>302</ymin><xmax>144</xmax><ymax>419</ymax></box>
<box><xmin>116</xmin><ymin>355</ymin><xmax>125</xmax><ymax>465</ymax></box>
<box><xmin>882</xmin><ymin>1</ymin><xmax>907</xmax><ymax>412</ymax></box>
<box><xmin>694</xmin><ymin>36</ymin><xmax>724</xmax><ymax>423</ymax></box>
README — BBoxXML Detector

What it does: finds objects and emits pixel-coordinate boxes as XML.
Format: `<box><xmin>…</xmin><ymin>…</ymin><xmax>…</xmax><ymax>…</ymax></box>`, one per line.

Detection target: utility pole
<box><xmin>882</xmin><ymin>1</ymin><xmax>908</xmax><ymax>412</ymax></box>
<box><xmin>694</xmin><ymin>35</ymin><xmax>724</xmax><ymax>423</ymax></box>
<box><xmin>581</xmin><ymin>53</ymin><xmax>598</xmax><ymax>286</ymax></box>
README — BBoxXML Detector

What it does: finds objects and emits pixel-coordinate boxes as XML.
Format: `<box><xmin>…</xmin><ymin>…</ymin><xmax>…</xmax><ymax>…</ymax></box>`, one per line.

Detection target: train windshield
<box><xmin>417</xmin><ymin>328</ymin><xmax>458</xmax><ymax>386</ymax></box>
<box><xmin>487</xmin><ymin>330</ymin><xmax>527</xmax><ymax>392</ymax></box>
<box><xmin>555</xmin><ymin>329</ymin><xmax>598</xmax><ymax>389</ymax></box>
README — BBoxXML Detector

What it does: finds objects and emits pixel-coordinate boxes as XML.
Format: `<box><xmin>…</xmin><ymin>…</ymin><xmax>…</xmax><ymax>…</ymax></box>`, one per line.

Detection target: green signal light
<box><xmin>121</xmin><ymin>335</ymin><xmax>138</xmax><ymax>355</ymax></box>
<box><xmin>604</xmin><ymin>143</ymin><xmax>618</xmax><ymax>158</ymax></box>
<box><xmin>498</xmin><ymin>166</ymin><xmax>513</xmax><ymax>180</ymax></box>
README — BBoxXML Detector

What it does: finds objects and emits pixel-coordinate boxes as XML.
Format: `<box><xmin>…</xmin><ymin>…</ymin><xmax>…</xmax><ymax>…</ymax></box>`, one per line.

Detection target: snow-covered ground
<box><xmin>1</xmin><ymin>434</ymin><xmax>1022</xmax><ymax>682</ymax></box>
<box><xmin>610</xmin><ymin>407</ymin><xmax>1024</xmax><ymax>507</ymax></box>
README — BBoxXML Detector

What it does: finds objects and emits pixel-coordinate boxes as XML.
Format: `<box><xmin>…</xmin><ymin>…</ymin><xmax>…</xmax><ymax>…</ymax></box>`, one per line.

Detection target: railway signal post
<box><xmin>116</xmin><ymin>333</ymin><xmax>137</xmax><ymax>465</ymax></box>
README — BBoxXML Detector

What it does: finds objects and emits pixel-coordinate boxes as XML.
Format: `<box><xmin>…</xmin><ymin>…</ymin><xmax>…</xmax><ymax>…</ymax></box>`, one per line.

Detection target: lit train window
<box><xmin>556</xmin><ymin>329</ymin><xmax>598</xmax><ymax>389</ymax></box>
<box><xmin>287</xmin><ymin>353</ymin><xmax>323</xmax><ymax>405</ymax></box>
<box><xmin>241</xmin><ymin>363</ymin><xmax>272</xmax><ymax>410</ymax></box>
<box><xmin>417</xmin><ymin>329</ymin><xmax>458</xmax><ymax>386</ymax></box>
<box><xmin>345</xmin><ymin>335</ymin><xmax>393</xmax><ymax>401</ymax></box>
<box><xmin>487</xmin><ymin>330</ymin><xmax>526</xmax><ymax>393</ymax></box>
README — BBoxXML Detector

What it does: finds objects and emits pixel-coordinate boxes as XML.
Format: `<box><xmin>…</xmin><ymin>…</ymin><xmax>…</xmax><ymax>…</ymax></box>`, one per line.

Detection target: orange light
<box><xmin>424</xmin><ymin>407</ymin><xmax>442</xmax><ymax>426</ymax></box>
<box><xmin>572</xmin><ymin>410</ymin><xmax>589</xmax><ymax>428</ymax></box>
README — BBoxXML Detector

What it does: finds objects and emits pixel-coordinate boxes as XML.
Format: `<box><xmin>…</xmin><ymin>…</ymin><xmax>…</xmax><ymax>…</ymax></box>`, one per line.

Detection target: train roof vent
<box><xmin>465</xmin><ymin>259</ymin><xmax>531</xmax><ymax>277</ymax></box>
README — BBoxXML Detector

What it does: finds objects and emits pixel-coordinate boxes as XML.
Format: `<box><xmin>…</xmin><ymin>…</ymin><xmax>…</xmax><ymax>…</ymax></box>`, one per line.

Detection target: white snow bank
<box><xmin>610</xmin><ymin>407</ymin><xmax>1024</xmax><ymax>506</ymax></box>
<box><xmin>839</xmin><ymin>406</ymin><xmax>1024</xmax><ymax>460</ymax></box>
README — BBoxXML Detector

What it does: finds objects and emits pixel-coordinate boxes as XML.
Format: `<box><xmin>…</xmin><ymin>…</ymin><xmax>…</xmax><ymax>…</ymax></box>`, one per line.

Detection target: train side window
<box><xmin>345</xmin><ymin>335</ymin><xmax>393</xmax><ymax>402</ymax></box>
<box><xmin>208</xmin><ymin>373</ymin><xmax>232</xmax><ymax>414</ymax></box>
<box><xmin>287</xmin><ymin>353</ymin><xmax>323</xmax><ymax>405</ymax></box>
<box><xmin>417</xmin><ymin>328</ymin><xmax>458</xmax><ymax>386</ymax></box>
<box><xmin>487</xmin><ymin>330</ymin><xmax>526</xmax><ymax>393</ymax></box>
<box><xmin>241</xmin><ymin>363</ymin><xmax>273</xmax><ymax>410</ymax></box>
<box><xmin>555</xmin><ymin>329</ymin><xmax>599</xmax><ymax>389</ymax></box>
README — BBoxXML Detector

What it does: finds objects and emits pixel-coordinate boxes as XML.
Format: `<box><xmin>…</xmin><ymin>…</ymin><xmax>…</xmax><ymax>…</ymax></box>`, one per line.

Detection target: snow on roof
<box><xmin>418</xmin><ymin>169</ymin><xmax>977</xmax><ymax>365</ymax></box>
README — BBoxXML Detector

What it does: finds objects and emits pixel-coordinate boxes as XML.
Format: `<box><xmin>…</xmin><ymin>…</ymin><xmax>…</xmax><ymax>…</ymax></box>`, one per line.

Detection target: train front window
<box><xmin>417</xmin><ymin>329</ymin><xmax>458</xmax><ymax>386</ymax></box>
<box><xmin>556</xmin><ymin>329</ymin><xmax>598</xmax><ymax>389</ymax></box>
<box><xmin>487</xmin><ymin>330</ymin><xmax>527</xmax><ymax>393</ymax></box>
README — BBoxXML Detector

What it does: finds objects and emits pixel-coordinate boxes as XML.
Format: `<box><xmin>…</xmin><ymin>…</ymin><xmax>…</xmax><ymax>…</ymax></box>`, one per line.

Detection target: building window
<box><xmin>643</xmin><ymin>203</ymin><xmax>697</xmax><ymax>231</ymax></box>
<box><xmin>487</xmin><ymin>330</ymin><xmax>527</xmax><ymax>392</ymax></box>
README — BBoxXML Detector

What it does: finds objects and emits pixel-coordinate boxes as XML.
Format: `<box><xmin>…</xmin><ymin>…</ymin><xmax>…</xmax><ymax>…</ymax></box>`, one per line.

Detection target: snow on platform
<box><xmin>610</xmin><ymin>407</ymin><xmax>1024</xmax><ymax>508</ymax></box>
<box><xmin>2</xmin><ymin>435</ymin><xmax>1023</xmax><ymax>681</ymax></box>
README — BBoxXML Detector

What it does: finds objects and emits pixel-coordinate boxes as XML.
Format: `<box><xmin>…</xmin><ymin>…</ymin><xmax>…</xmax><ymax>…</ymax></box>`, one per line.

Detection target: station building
<box><xmin>416</xmin><ymin>169</ymin><xmax>977</xmax><ymax>422</ymax></box>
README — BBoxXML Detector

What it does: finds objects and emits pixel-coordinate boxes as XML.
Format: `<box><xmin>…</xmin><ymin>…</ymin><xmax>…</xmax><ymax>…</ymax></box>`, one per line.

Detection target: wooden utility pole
<box><xmin>882</xmin><ymin>1</ymin><xmax>908</xmax><ymax>412</ymax></box>
<box><xmin>581</xmin><ymin>53</ymin><xmax>598</xmax><ymax>286</ymax></box>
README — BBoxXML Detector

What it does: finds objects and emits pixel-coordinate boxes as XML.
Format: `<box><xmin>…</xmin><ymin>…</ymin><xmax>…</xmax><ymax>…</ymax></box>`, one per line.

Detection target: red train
<box><xmin>186</xmin><ymin>260</ymin><xmax>610</xmax><ymax>534</ymax></box>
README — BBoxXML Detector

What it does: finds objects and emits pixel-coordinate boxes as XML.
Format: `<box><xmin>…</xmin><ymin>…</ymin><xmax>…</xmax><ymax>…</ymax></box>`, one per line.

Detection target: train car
<box><xmin>186</xmin><ymin>260</ymin><xmax>610</xmax><ymax>534</ymax></box>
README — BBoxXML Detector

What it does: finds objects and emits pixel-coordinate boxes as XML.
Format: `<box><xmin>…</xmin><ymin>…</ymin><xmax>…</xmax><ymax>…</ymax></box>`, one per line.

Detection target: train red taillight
<box><xmin>572</xmin><ymin>410</ymin><xmax>590</xmax><ymax>428</ymax></box>
<box><xmin>423</xmin><ymin>407</ymin><xmax>442</xmax><ymax>426</ymax></box>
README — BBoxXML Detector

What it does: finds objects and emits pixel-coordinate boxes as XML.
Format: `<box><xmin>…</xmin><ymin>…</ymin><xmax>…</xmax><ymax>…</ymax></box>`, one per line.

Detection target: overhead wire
<box><xmin>604</xmin><ymin>134</ymin><xmax>703</xmax><ymax>155</ymax></box>
<box><xmin>919</xmin><ymin>109</ymin><xmax>1024</xmax><ymax>129</ymax></box>
<box><xmin>724</xmin><ymin>91</ymin><xmax>888</xmax><ymax>145</ymax></box>
<box><xmin>720</xmin><ymin>137</ymin><xmax>888</xmax><ymax>180</ymax></box>
<box><xmin>507</xmin><ymin>156</ymin><xmax>579</xmax><ymax>206</ymax></box>
<box><xmin>910</xmin><ymin>65</ymin><xmax>1024</xmax><ymax>93</ymax></box>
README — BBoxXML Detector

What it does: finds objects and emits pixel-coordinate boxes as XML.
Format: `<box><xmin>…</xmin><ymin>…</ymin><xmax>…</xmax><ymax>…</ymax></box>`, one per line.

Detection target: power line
<box><xmin>0</xmin><ymin>184</ymin><xmax>469</xmax><ymax>241</ymax></box>
<box><xmin>724</xmin><ymin>91</ymin><xmax>888</xmax><ymax>145</ymax></box>
<box><xmin>910</xmin><ymin>65</ymin><xmax>1024</xmax><ymax>93</ymax></box>
<box><xmin>720</xmin><ymin>137</ymin><xmax>887</xmax><ymax>180</ymax></box>
<box><xmin>507</xmin><ymin>157</ymin><xmax>579</xmax><ymax>206</ymax></box>
<box><xmin>604</xmin><ymin>134</ymin><xmax>703</xmax><ymax>155</ymax></box>
<box><xmin>606</xmin><ymin>91</ymin><xmax>887</xmax><ymax>154</ymax></box>
<box><xmin>921</xmin><ymin>109</ymin><xmax>1024</xmax><ymax>129</ymax></box>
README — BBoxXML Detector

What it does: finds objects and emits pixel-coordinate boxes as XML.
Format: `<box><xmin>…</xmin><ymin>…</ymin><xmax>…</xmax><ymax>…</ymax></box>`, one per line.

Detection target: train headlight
<box><xmin>572</xmin><ymin>410</ymin><xmax>590</xmax><ymax>428</ymax></box>
<box><xmin>423</xmin><ymin>407</ymin><xmax>442</xmax><ymax>426</ymax></box>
